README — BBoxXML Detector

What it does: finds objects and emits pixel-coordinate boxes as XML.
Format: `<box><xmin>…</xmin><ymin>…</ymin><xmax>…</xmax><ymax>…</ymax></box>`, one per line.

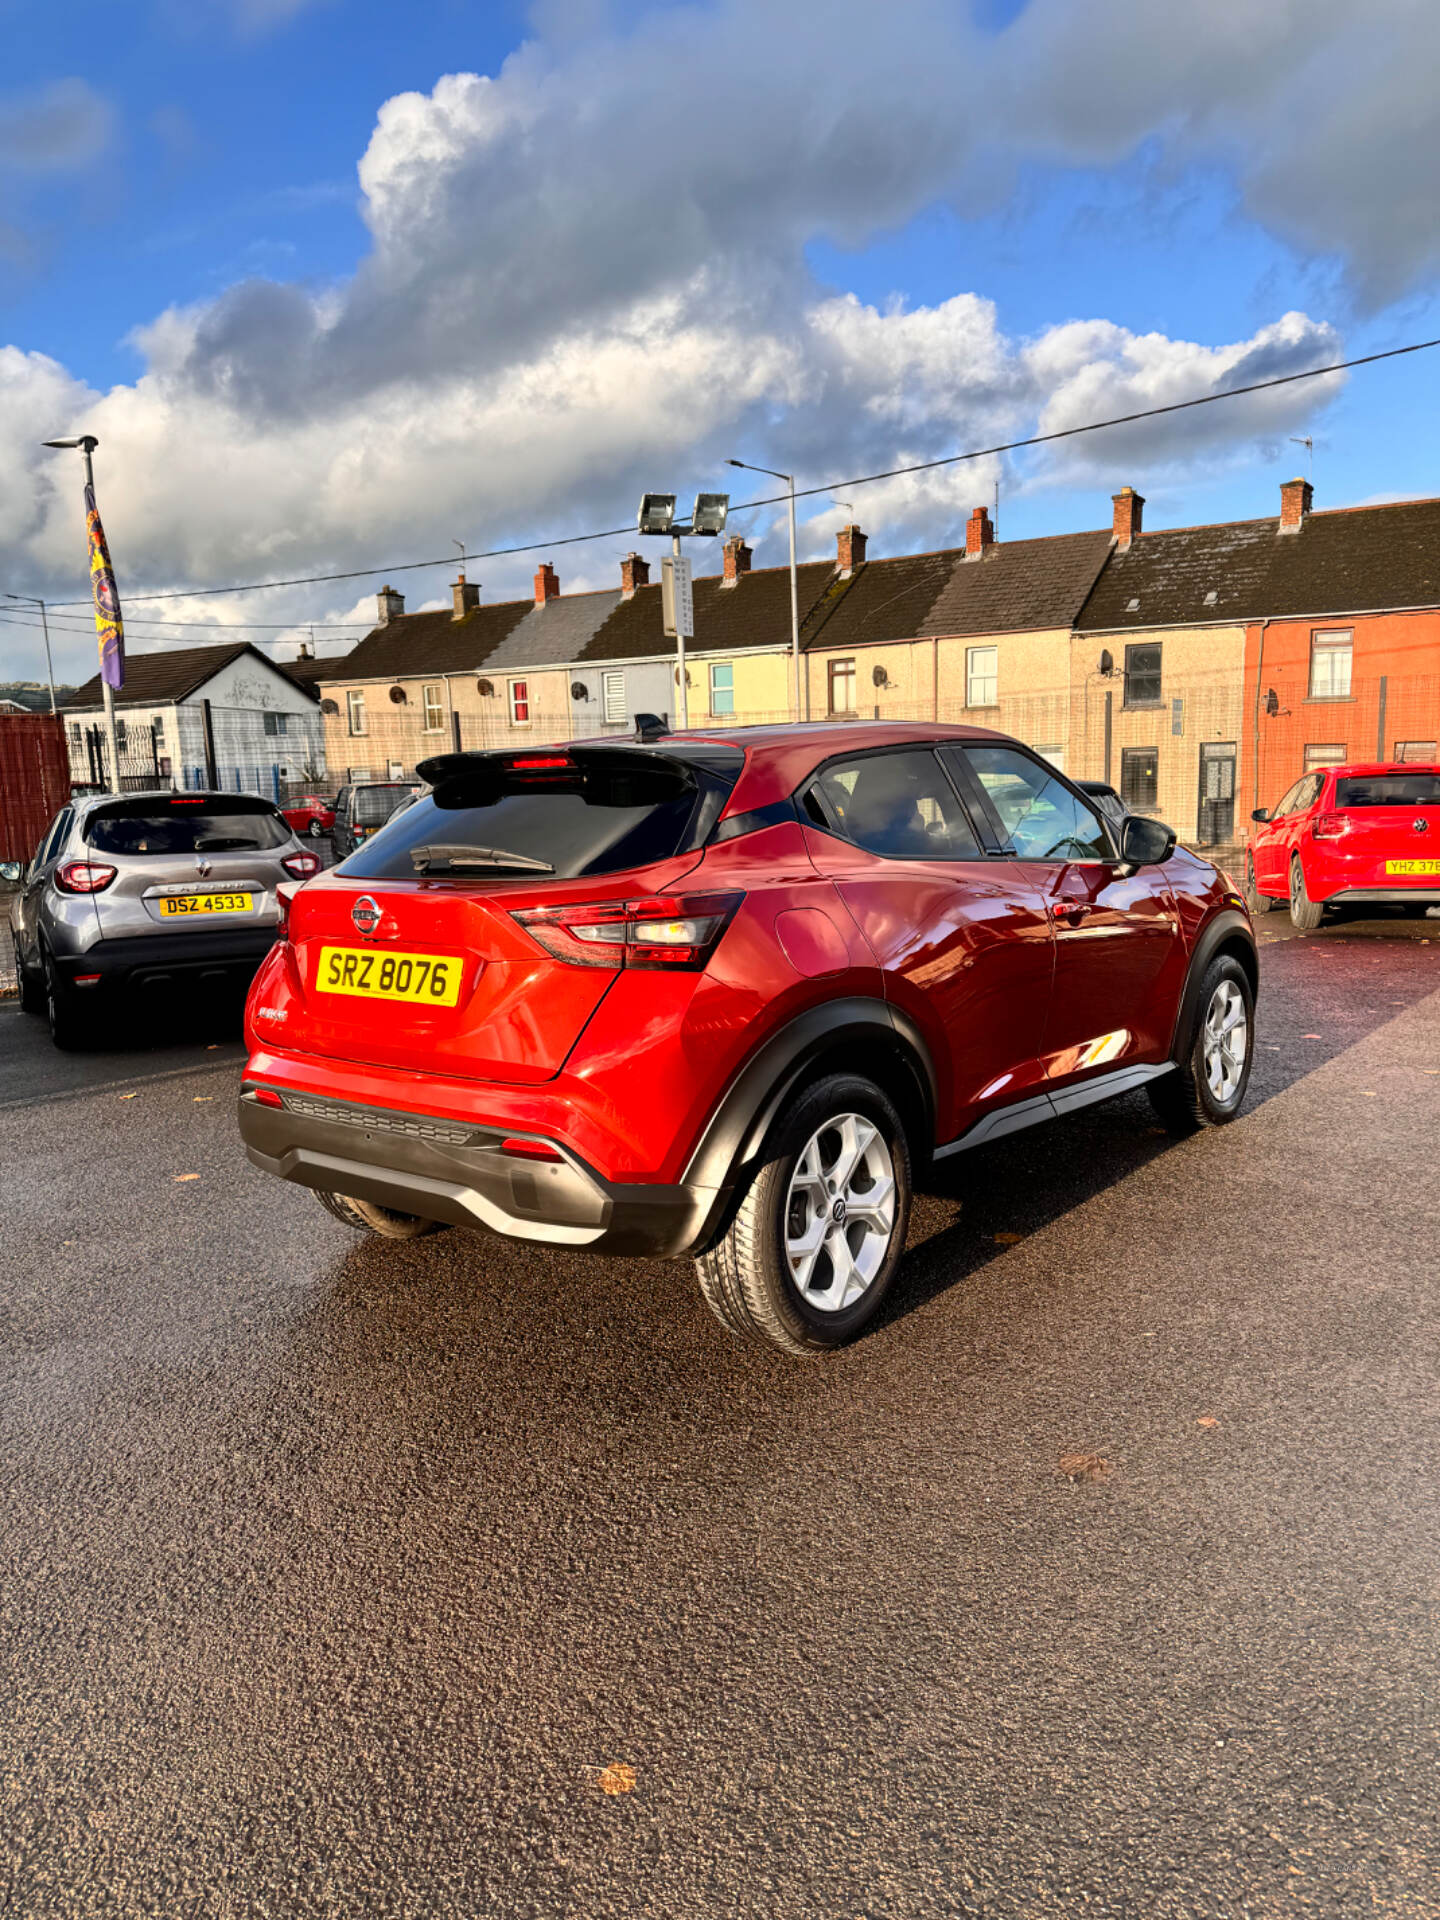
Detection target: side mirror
<box><xmin>1118</xmin><ymin>816</ymin><xmax>1176</xmax><ymax>873</ymax></box>
<box><xmin>0</xmin><ymin>861</ymin><xmax>22</xmax><ymax>884</ymax></box>
<box><xmin>1250</xmin><ymin>807</ymin><xmax>1271</xmax><ymax>823</ymax></box>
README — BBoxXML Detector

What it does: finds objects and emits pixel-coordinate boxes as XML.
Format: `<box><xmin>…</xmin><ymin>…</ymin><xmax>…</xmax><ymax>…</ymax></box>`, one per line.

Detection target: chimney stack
<box><xmin>620</xmin><ymin>552</ymin><xmax>650</xmax><ymax>597</ymax></box>
<box><xmin>451</xmin><ymin>574</ymin><xmax>481</xmax><ymax>622</ymax></box>
<box><xmin>377</xmin><ymin>584</ymin><xmax>405</xmax><ymax>625</ymax></box>
<box><xmin>965</xmin><ymin>506</ymin><xmax>994</xmax><ymax>560</ymax></box>
<box><xmin>1278</xmin><ymin>477</ymin><xmax>1313</xmax><ymax>535</ymax></box>
<box><xmin>836</xmin><ymin>524</ymin><xmax>868</xmax><ymax>574</ymax></box>
<box><xmin>1111</xmin><ymin>486</ymin><xmax>1144</xmax><ymax>550</ymax></box>
<box><xmin>534</xmin><ymin>561</ymin><xmax>560</xmax><ymax>604</ymax></box>
<box><xmin>721</xmin><ymin>535</ymin><xmax>752</xmax><ymax>585</ymax></box>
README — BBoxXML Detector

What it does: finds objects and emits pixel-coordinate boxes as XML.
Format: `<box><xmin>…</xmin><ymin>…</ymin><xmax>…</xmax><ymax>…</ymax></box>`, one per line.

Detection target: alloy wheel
<box><xmin>1202</xmin><ymin>979</ymin><xmax>1248</xmax><ymax>1104</ymax></box>
<box><xmin>784</xmin><ymin>1112</ymin><xmax>897</xmax><ymax>1313</ymax></box>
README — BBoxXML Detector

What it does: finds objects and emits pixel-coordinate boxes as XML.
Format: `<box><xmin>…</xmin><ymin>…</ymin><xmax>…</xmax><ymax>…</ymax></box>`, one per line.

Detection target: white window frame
<box><xmin>509</xmin><ymin>678</ymin><xmax>531</xmax><ymax>726</ymax></box>
<box><xmin>1303</xmin><ymin>743</ymin><xmax>1346</xmax><ymax>771</ymax></box>
<box><xmin>828</xmin><ymin>657</ymin><xmax>856</xmax><ymax>715</ymax></box>
<box><xmin>966</xmin><ymin>645</ymin><xmax>998</xmax><ymax>709</ymax></box>
<box><xmin>709</xmin><ymin>662</ymin><xmax>735</xmax><ymax>717</ymax></box>
<box><xmin>422</xmin><ymin>683</ymin><xmax>445</xmax><ymax>733</ymax></box>
<box><xmin>602</xmin><ymin>670</ymin><xmax>626</xmax><ymax>725</ymax></box>
<box><xmin>347</xmin><ymin>689</ymin><xmax>367</xmax><ymax>737</ymax></box>
<box><xmin>1309</xmin><ymin>629</ymin><xmax>1353</xmax><ymax>700</ymax></box>
<box><xmin>1395</xmin><ymin>740</ymin><xmax>1437</xmax><ymax>764</ymax></box>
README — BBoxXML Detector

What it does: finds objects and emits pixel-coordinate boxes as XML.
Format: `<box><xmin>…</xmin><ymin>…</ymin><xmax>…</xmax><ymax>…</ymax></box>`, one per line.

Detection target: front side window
<box><xmin>828</xmin><ymin>658</ymin><xmax>856</xmax><ymax>715</ymax></box>
<box><xmin>1303</xmin><ymin>743</ymin><xmax>1345</xmax><ymax>771</ymax></box>
<box><xmin>966</xmin><ymin>645</ymin><xmax>998</xmax><ymax>708</ymax></box>
<box><xmin>422</xmin><ymin>684</ymin><xmax>444</xmax><ymax>732</ymax></box>
<box><xmin>709</xmin><ymin>662</ymin><xmax>735</xmax><ymax>716</ymax></box>
<box><xmin>1124</xmin><ymin>642</ymin><xmax>1162</xmax><ymax>708</ymax></box>
<box><xmin>808</xmin><ymin>749</ymin><xmax>980</xmax><ymax>861</ymax></box>
<box><xmin>1120</xmin><ymin>746</ymin><xmax>1159</xmax><ymax>814</ymax></box>
<box><xmin>347</xmin><ymin>690</ymin><xmax>366</xmax><ymax>736</ymax></box>
<box><xmin>1309</xmin><ymin>630</ymin><xmax>1352</xmax><ymax>700</ymax></box>
<box><xmin>509</xmin><ymin>679</ymin><xmax>530</xmax><ymax>725</ymax></box>
<box><xmin>964</xmin><ymin>745</ymin><xmax>1111</xmax><ymax>861</ymax></box>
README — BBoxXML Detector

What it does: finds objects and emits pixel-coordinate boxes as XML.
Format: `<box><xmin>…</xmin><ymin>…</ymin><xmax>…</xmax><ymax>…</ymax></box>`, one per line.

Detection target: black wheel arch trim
<box><xmin>1169</xmin><ymin>908</ymin><xmax>1257</xmax><ymax>1060</ymax></box>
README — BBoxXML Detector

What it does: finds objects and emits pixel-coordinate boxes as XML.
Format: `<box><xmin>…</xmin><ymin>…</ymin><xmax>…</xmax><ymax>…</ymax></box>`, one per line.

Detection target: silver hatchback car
<box><xmin>5</xmin><ymin>790</ymin><xmax>321</xmax><ymax>1049</ymax></box>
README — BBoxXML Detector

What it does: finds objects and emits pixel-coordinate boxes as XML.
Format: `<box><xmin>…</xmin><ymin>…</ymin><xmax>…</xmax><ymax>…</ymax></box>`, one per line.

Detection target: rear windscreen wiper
<box><xmin>410</xmin><ymin>843</ymin><xmax>555</xmax><ymax>873</ymax></box>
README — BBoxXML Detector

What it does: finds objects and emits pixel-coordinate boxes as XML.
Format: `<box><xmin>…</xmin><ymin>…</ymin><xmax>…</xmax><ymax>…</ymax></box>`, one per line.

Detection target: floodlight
<box><xmin>637</xmin><ymin>493</ymin><xmax>677</xmax><ymax>535</ymax></box>
<box><xmin>690</xmin><ymin>492</ymin><xmax>729</xmax><ymax>536</ymax></box>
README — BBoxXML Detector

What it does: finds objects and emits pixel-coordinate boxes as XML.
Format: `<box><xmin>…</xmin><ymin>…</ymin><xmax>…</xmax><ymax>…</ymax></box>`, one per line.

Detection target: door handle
<box><xmin>1053</xmin><ymin>901</ymin><xmax>1088</xmax><ymax>924</ymax></box>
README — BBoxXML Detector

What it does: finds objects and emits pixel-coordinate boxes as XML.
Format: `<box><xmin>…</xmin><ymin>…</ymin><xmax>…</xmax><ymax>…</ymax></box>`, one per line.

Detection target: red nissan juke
<box><xmin>239</xmin><ymin>723</ymin><xmax>1257</xmax><ymax>1356</ymax></box>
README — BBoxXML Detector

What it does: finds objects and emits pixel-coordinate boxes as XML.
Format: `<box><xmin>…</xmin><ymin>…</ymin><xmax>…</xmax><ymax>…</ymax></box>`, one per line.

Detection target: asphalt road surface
<box><xmin>2</xmin><ymin>914</ymin><xmax>1439</xmax><ymax>1919</ymax></box>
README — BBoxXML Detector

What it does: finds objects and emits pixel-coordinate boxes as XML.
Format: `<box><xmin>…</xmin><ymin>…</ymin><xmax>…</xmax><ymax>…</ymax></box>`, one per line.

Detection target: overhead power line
<box><xmin>39</xmin><ymin>332</ymin><xmax>1440</xmax><ymax>610</ymax></box>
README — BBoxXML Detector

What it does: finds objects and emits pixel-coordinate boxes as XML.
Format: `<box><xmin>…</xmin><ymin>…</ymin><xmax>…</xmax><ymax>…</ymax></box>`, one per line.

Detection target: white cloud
<box><xmin>0</xmin><ymin>79</ymin><xmax>114</xmax><ymax>173</ymax></box>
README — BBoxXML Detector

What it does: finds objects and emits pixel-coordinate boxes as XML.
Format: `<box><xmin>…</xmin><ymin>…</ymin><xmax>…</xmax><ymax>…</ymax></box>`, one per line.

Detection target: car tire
<box><xmin>13</xmin><ymin>934</ymin><xmax>45</xmax><ymax>1015</ymax></box>
<box><xmin>314</xmin><ymin>1189</ymin><xmax>445</xmax><ymax>1238</ymax></box>
<box><xmin>309</xmin><ymin>820</ymin><xmax>325</xmax><ymax>839</ymax></box>
<box><xmin>694</xmin><ymin>1072</ymin><xmax>912</xmax><ymax>1358</ymax></box>
<box><xmin>1148</xmin><ymin>955</ymin><xmax>1255</xmax><ymax>1134</ymax></box>
<box><xmin>42</xmin><ymin>947</ymin><xmax>95</xmax><ymax>1053</ymax></box>
<box><xmin>1288</xmin><ymin>855</ymin><xmax>1324</xmax><ymax>931</ymax></box>
<box><xmin>1244</xmin><ymin>856</ymin><xmax>1275</xmax><ymax>914</ymax></box>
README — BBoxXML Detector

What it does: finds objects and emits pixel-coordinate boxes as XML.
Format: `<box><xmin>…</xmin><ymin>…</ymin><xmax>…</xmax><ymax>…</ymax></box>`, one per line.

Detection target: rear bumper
<box><xmin>237</xmin><ymin>1083</ymin><xmax>713</xmax><ymax>1256</ymax></box>
<box><xmin>57</xmin><ymin>927</ymin><xmax>278</xmax><ymax>995</ymax></box>
<box><xmin>1320</xmin><ymin>888</ymin><xmax>1440</xmax><ymax>908</ymax></box>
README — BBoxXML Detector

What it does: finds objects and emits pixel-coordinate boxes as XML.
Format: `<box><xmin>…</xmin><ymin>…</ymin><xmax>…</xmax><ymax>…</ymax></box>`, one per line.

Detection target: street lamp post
<box><xmin>728</xmin><ymin>458</ymin><xmax>803</xmax><ymax>722</ymax></box>
<box><xmin>637</xmin><ymin>491</ymin><xmax>729</xmax><ymax>732</ymax></box>
<box><xmin>0</xmin><ymin>593</ymin><xmax>58</xmax><ymax>714</ymax></box>
<box><xmin>44</xmin><ymin>434</ymin><xmax>120</xmax><ymax>792</ymax></box>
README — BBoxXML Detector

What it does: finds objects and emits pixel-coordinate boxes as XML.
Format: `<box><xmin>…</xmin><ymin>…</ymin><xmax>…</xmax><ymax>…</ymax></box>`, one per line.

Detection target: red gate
<box><xmin>0</xmin><ymin>713</ymin><xmax>70</xmax><ymax>863</ymax></box>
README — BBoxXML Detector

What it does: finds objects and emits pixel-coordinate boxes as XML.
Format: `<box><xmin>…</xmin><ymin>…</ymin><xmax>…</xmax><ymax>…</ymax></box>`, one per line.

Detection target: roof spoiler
<box><xmin>415</xmin><ymin>738</ymin><xmax>745</xmax><ymax>792</ymax></box>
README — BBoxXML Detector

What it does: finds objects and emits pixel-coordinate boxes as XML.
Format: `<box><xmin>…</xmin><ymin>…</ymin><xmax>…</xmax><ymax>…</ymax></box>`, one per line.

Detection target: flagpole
<box><xmin>79</xmin><ymin>440</ymin><xmax>121</xmax><ymax>794</ymax></box>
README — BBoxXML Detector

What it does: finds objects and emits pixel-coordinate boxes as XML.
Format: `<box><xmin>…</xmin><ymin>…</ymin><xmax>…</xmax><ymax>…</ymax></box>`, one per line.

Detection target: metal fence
<box><xmin>63</xmin><ymin>700</ymin><xmax>327</xmax><ymax>803</ymax></box>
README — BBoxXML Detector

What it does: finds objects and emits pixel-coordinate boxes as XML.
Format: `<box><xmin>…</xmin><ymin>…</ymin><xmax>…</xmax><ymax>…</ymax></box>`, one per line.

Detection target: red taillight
<box><xmin>55</xmin><ymin>860</ymin><xmax>117</xmax><ymax>894</ymax></box>
<box><xmin>245</xmin><ymin>1085</ymin><xmax>284</xmax><ymax>1109</ymax></box>
<box><xmin>512</xmin><ymin>891</ymin><xmax>743</xmax><ymax>971</ymax></box>
<box><xmin>282</xmin><ymin>851</ymin><xmax>322</xmax><ymax>879</ymax></box>
<box><xmin>499</xmin><ymin>1137</ymin><xmax>564</xmax><ymax>1162</ymax></box>
<box><xmin>1312</xmin><ymin>812</ymin><xmax>1349</xmax><ymax>839</ymax></box>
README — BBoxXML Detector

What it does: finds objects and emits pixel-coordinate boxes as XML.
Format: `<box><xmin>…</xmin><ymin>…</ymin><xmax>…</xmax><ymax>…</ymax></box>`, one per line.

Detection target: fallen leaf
<box><xmin>1057</xmin><ymin>1452</ymin><xmax>1112</xmax><ymax>1484</ymax></box>
<box><xmin>172</xmin><ymin>1173</ymin><xmax>200</xmax><ymax>1183</ymax></box>
<box><xmin>193</xmin><ymin>1096</ymin><xmax>213</xmax><ymax>1103</ymax></box>
<box><xmin>118</xmin><ymin>1092</ymin><xmax>138</xmax><ymax>1100</ymax></box>
<box><xmin>1302</xmin><ymin>1033</ymin><xmax>1322</xmax><ymax>1040</ymax></box>
<box><xmin>1197</xmin><ymin>1415</ymin><xmax>1219</xmax><ymax>1429</ymax></box>
<box><xmin>993</xmin><ymin>1231</ymin><xmax>1024</xmax><ymax>1245</ymax></box>
<box><xmin>1361</xmin><ymin>1091</ymin><xmax>1377</xmax><ymax>1097</ymax></box>
<box><xmin>596</xmin><ymin>1763</ymin><xmax>636</xmax><ymax>1796</ymax></box>
<box><xmin>206</xmin><ymin>1045</ymin><xmax>218</xmax><ymax>1050</ymax></box>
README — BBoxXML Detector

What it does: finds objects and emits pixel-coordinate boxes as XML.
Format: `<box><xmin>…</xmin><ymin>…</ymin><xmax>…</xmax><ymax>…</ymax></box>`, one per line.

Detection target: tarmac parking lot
<box><xmin>2</xmin><ymin>912</ymin><xmax>1439</xmax><ymax>1918</ymax></box>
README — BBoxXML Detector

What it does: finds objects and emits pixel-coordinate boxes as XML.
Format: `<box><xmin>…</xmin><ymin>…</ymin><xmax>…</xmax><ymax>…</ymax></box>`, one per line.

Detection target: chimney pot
<box><xmin>1278</xmin><ymin>476</ymin><xmax>1313</xmax><ymax>534</ymax></box>
<box><xmin>377</xmin><ymin>584</ymin><xmax>405</xmax><ymax>625</ymax></box>
<box><xmin>836</xmin><ymin>524</ymin><xmax>868</xmax><ymax>574</ymax></box>
<box><xmin>1111</xmin><ymin>486</ymin><xmax>1145</xmax><ymax>550</ymax></box>
<box><xmin>964</xmin><ymin>506</ymin><xmax>994</xmax><ymax>560</ymax></box>
<box><xmin>451</xmin><ymin>574</ymin><xmax>481</xmax><ymax>622</ymax></box>
<box><xmin>620</xmin><ymin>551</ymin><xmax>650</xmax><ymax>597</ymax></box>
<box><xmin>534</xmin><ymin>561</ymin><xmax>560</xmax><ymax>605</ymax></box>
<box><xmin>721</xmin><ymin>535</ymin><xmax>752</xmax><ymax>585</ymax></box>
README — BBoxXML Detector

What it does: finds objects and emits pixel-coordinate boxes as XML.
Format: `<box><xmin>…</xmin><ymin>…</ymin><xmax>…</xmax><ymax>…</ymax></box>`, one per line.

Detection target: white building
<box><xmin>62</xmin><ymin>642</ymin><xmax>327</xmax><ymax>798</ymax></box>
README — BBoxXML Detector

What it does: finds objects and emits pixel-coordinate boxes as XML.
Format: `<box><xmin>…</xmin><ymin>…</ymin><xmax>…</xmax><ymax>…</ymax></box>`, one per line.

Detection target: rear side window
<box><xmin>808</xmin><ymin>750</ymin><xmax>981</xmax><ymax>860</ymax></box>
<box><xmin>339</xmin><ymin>756</ymin><xmax>710</xmax><ymax>880</ymax></box>
<box><xmin>355</xmin><ymin>784</ymin><xmax>418</xmax><ymax>826</ymax></box>
<box><xmin>1336</xmin><ymin>774</ymin><xmax>1440</xmax><ymax>807</ymax></box>
<box><xmin>85</xmin><ymin>798</ymin><xmax>290</xmax><ymax>855</ymax></box>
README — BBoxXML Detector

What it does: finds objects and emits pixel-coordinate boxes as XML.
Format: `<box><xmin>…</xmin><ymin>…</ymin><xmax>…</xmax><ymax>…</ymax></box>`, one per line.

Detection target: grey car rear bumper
<box><xmin>57</xmin><ymin>927</ymin><xmax>278</xmax><ymax>993</ymax></box>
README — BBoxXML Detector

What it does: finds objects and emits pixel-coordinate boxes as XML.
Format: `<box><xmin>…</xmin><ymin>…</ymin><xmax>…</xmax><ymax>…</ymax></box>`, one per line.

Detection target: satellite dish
<box><xmin>320</xmin><ymin>698</ymin><xmax>339</xmax><ymax>716</ymax></box>
<box><xmin>477</xmin><ymin>677</ymin><xmax>495</xmax><ymax>697</ymax></box>
<box><xmin>571</xmin><ymin>681</ymin><xmax>589</xmax><ymax>701</ymax></box>
<box><xmin>388</xmin><ymin>686</ymin><xmax>406</xmax><ymax>704</ymax></box>
<box><xmin>1265</xmin><ymin>688</ymin><xmax>1280</xmax><ymax>716</ymax></box>
<box><xmin>871</xmin><ymin>664</ymin><xmax>889</xmax><ymax>688</ymax></box>
<box><xmin>1098</xmin><ymin>649</ymin><xmax>1114</xmax><ymax>676</ymax></box>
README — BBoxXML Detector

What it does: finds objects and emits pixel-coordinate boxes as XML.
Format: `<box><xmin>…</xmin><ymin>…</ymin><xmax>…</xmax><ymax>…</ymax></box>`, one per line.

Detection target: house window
<box><xmin>1395</xmin><ymin>740</ymin><xmax>1437</xmax><ymax>763</ymax></box>
<box><xmin>509</xmin><ymin>679</ymin><xmax>530</xmax><ymax>725</ymax></box>
<box><xmin>602</xmin><ymin>671</ymin><xmax>626</xmax><ymax>725</ymax></box>
<box><xmin>1120</xmin><ymin>746</ymin><xmax>1159</xmax><ymax>812</ymax></box>
<box><xmin>68</xmin><ymin>722</ymin><xmax>81</xmax><ymax>748</ymax></box>
<box><xmin>1124</xmin><ymin>643</ymin><xmax>1162</xmax><ymax>708</ymax></box>
<box><xmin>828</xmin><ymin>658</ymin><xmax>856</xmax><ymax>715</ymax></box>
<box><xmin>347</xmin><ymin>690</ymin><xmax>367</xmax><ymax>736</ymax></box>
<box><xmin>422</xmin><ymin>684</ymin><xmax>444</xmax><ymax>732</ymax></box>
<box><xmin>1036</xmin><ymin>744</ymin><xmax>1065</xmax><ymax>774</ymax></box>
<box><xmin>114</xmin><ymin>718</ymin><xmax>128</xmax><ymax>751</ymax></box>
<box><xmin>966</xmin><ymin>645</ymin><xmax>998</xmax><ymax>708</ymax></box>
<box><xmin>1309</xmin><ymin>629</ymin><xmax>1352</xmax><ymax>699</ymax></box>
<box><xmin>1303</xmin><ymin>743</ymin><xmax>1345</xmax><ymax>771</ymax></box>
<box><xmin>263</xmin><ymin>712</ymin><xmax>289</xmax><ymax>737</ymax></box>
<box><xmin>709</xmin><ymin>662</ymin><xmax>735</xmax><ymax>716</ymax></box>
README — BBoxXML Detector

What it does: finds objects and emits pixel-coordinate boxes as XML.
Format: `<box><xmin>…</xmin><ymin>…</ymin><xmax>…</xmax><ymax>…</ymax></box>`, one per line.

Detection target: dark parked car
<box><xmin>239</xmin><ymin>724</ymin><xmax>1257</xmax><ymax>1356</ymax></box>
<box><xmin>330</xmin><ymin>781</ymin><xmax>420</xmax><ymax>859</ymax></box>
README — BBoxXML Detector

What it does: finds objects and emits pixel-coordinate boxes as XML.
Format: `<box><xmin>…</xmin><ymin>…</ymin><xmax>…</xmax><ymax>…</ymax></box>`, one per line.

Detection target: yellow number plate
<box><xmin>159</xmin><ymin>891</ymin><xmax>254</xmax><ymax>917</ymax></box>
<box><xmin>316</xmin><ymin>945</ymin><xmax>464</xmax><ymax>1007</ymax></box>
<box><xmin>1385</xmin><ymin>859</ymin><xmax>1440</xmax><ymax>875</ymax></box>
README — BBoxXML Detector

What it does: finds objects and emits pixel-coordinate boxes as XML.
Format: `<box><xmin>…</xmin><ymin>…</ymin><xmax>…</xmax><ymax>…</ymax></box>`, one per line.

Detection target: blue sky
<box><xmin>2</xmin><ymin>0</ymin><xmax>1438</xmax><ymax>681</ymax></box>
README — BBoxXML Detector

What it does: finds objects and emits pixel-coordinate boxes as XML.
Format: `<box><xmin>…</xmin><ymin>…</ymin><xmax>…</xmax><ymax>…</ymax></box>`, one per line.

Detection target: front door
<box><xmin>950</xmin><ymin>743</ymin><xmax>1186</xmax><ymax>1078</ymax></box>
<box><xmin>1197</xmin><ymin>743</ymin><xmax>1236</xmax><ymax>847</ymax></box>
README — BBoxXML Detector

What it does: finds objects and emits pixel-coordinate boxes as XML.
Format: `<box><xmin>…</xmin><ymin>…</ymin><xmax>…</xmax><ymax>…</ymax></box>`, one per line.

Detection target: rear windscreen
<box><xmin>1336</xmin><ymin>774</ymin><xmax>1440</xmax><ymax>808</ymax></box>
<box><xmin>86</xmin><ymin>798</ymin><xmax>290</xmax><ymax>855</ymax></box>
<box><xmin>355</xmin><ymin>785</ymin><xmax>418</xmax><ymax>826</ymax></box>
<box><xmin>338</xmin><ymin>760</ymin><xmax>704</xmax><ymax>881</ymax></box>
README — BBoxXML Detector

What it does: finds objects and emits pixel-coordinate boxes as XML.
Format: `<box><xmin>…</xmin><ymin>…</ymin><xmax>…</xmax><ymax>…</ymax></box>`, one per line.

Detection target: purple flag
<box><xmin>85</xmin><ymin>482</ymin><xmax>125</xmax><ymax>691</ymax></box>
